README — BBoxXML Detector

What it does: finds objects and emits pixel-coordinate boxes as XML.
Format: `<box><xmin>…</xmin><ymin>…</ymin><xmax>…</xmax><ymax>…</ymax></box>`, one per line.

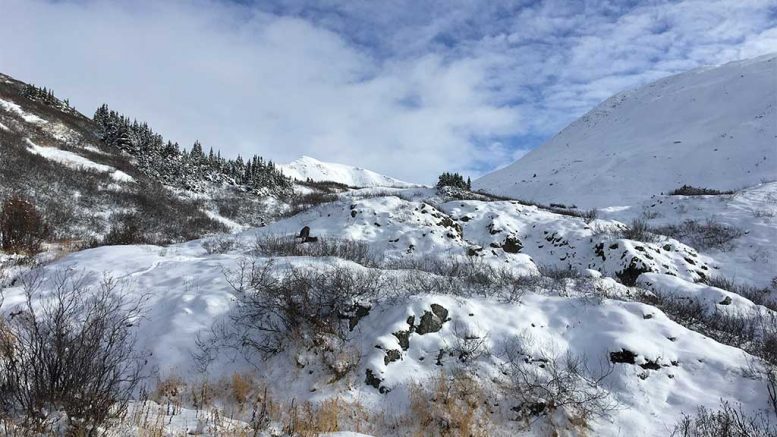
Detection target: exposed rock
<box><xmin>365</xmin><ymin>369</ymin><xmax>389</xmax><ymax>393</ymax></box>
<box><xmin>610</xmin><ymin>349</ymin><xmax>637</xmax><ymax>364</ymax></box>
<box><xmin>345</xmin><ymin>304</ymin><xmax>371</xmax><ymax>331</ymax></box>
<box><xmin>501</xmin><ymin>235</ymin><xmax>522</xmax><ymax>253</ymax></box>
<box><xmin>616</xmin><ymin>258</ymin><xmax>652</xmax><ymax>286</ymax></box>
<box><xmin>719</xmin><ymin>296</ymin><xmax>732</xmax><ymax>305</ymax></box>
<box><xmin>384</xmin><ymin>349</ymin><xmax>401</xmax><ymax>365</ymax></box>
<box><xmin>417</xmin><ymin>304</ymin><xmax>449</xmax><ymax>335</ymax></box>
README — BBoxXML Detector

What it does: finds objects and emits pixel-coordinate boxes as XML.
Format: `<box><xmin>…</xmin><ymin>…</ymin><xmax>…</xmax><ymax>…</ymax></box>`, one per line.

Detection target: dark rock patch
<box><xmin>384</xmin><ymin>349</ymin><xmax>401</xmax><ymax>365</ymax></box>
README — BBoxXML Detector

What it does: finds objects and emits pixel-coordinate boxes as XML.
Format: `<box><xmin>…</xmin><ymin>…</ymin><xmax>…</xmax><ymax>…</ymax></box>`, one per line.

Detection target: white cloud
<box><xmin>0</xmin><ymin>0</ymin><xmax>774</xmax><ymax>183</ymax></box>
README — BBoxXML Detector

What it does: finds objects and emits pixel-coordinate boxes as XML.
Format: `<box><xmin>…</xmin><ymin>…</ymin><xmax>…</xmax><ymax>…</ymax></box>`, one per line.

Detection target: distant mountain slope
<box><xmin>476</xmin><ymin>54</ymin><xmax>777</xmax><ymax>208</ymax></box>
<box><xmin>0</xmin><ymin>72</ymin><xmax>289</xmax><ymax>245</ymax></box>
<box><xmin>279</xmin><ymin>155</ymin><xmax>419</xmax><ymax>188</ymax></box>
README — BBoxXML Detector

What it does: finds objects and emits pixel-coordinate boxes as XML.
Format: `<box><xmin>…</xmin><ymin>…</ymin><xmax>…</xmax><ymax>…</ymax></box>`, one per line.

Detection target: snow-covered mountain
<box><xmin>476</xmin><ymin>54</ymin><xmax>777</xmax><ymax>208</ymax></box>
<box><xmin>279</xmin><ymin>155</ymin><xmax>419</xmax><ymax>188</ymax></box>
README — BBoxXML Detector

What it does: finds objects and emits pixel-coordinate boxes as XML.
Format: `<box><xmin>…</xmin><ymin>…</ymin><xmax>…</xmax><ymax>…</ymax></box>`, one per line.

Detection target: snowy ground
<box><xmin>1</xmin><ymin>183</ymin><xmax>775</xmax><ymax>436</ymax></box>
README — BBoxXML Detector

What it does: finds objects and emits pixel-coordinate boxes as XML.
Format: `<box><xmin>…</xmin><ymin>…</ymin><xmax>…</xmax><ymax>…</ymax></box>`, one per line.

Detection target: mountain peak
<box><xmin>279</xmin><ymin>155</ymin><xmax>418</xmax><ymax>188</ymax></box>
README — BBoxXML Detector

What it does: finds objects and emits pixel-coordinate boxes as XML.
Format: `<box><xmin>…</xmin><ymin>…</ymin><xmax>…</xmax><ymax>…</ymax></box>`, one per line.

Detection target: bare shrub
<box><xmin>447</xmin><ymin>321</ymin><xmax>489</xmax><ymax>365</ymax></box>
<box><xmin>0</xmin><ymin>270</ymin><xmax>145</xmax><ymax>432</ymax></box>
<box><xmin>581</xmin><ymin>209</ymin><xmax>598</xmax><ymax>224</ymax></box>
<box><xmin>202</xmin><ymin>234</ymin><xmax>238</xmax><ymax>255</ymax></box>
<box><xmin>409</xmin><ymin>371</ymin><xmax>489</xmax><ymax>436</ymax></box>
<box><xmin>254</xmin><ymin>234</ymin><xmax>378</xmax><ymax>267</ymax></box>
<box><xmin>501</xmin><ymin>340</ymin><xmax>617</xmax><ymax>425</ymax></box>
<box><xmin>285</xmin><ymin>191</ymin><xmax>339</xmax><ymax>216</ymax></box>
<box><xmin>623</xmin><ymin>218</ymin><xmax>659</xmax><ymax>242</ymax></box>
<box><xmin>0</xmin><ymin>195</ymin><xmax>50</xmax><ymax>255</ymax></box>
<box><xmin>669</xmin><ymin>185</ymin><xmax>734</xmax><ymax>196</ymax></box>
<box><xmin>671</xmin><ymin>401</ymin><xmax>776</xmax><ymax>437</ymax></box>
<box><xmin>103</xmin><ymin>213</ymin><xmax>147</xmax><ymax>246</ymax></box>
<box><xmin>654</xmin><ymin>219</ymin><xmax>743</xmax><ymax>251</ymax></box>
<box><xmin>385</xmin><ymin>257</ymin><xmax>536</xmax><ymax>300</ymax></box>
<box><xmin>222</xmin><ymin>261</ymin><xmax>382</xmax><ymax>356</ymax></box>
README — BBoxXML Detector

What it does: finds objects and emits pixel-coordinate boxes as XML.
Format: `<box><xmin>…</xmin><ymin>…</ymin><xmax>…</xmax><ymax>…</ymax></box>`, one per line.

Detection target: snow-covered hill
<box><xmin>3</xmin><ymin>184</ymin><xmax>775</xmax><ymax>435</ymax></box>
<box><xmin>476</xmin><ymin>54</ymin><xmax>777</xmax><ymax>208</ymax></box>
<box><xmin>280</xmin><ymin>155</ymin><xmax>419</xmax><ymax>188</ymax></box>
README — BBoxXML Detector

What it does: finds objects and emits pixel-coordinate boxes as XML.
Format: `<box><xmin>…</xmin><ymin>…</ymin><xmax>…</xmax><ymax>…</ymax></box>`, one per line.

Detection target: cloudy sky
<box><xmin>1</xmin><ymin>0</ymin><xmax>775</xmax><ymax>183</ymax></box>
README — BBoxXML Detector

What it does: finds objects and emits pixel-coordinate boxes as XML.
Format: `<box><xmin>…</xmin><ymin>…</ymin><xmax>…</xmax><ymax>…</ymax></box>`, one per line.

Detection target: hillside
<box><xmin>0</xmin><ymin>72</ymin><xmax>294</xmax><ymax>246</ymax></box>
<box><xmin>279</xmin><ymin>155</ymin><xmax>419</xmax><ymax>188</ymax></box>
<box><xmin>475</xmin><ymin>54</ymin><xmax>777</xmax><ymax>208</ymax></box>
<box><xmin>2</xmin><ymin>184</ymin><xmax>775</xmax><ymax>435</ymax></box>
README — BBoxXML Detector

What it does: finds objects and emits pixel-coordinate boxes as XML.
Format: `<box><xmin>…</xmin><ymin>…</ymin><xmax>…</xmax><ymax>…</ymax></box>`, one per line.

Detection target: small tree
<box><xmin>0</xmin><ymin>195</ymin><xmax>49</xmax><ymax>254</ymax></box>
<box><xmin>436</xmin><ymin>172</ymin><xmax>469</xmax><ymax>190</ymax></box>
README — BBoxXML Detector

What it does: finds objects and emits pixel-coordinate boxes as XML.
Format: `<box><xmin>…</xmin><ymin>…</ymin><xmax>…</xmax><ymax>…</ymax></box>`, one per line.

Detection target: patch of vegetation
<box><xmin>671</xmin><ymin>401</ymin><xmax>776</xmax><ymax>437</ymax></box>
<box><xmin>436</xmin><ymin>172</ymin><xmax>471</xmax><ymax>190</ymax></box>
<box><xmin>653</xmin><ymin>219</ymin><xmax>743</xmax><ymax>251</ymax></box>
<box><xmin>669</xmin><ymin>185</ymin><xmax>734</xmax><ymax>196</ymax></box>
<box><xmin>0</xmin><ymin>195</ymin><xmax>49</xmax><ymax>255</ymax></box>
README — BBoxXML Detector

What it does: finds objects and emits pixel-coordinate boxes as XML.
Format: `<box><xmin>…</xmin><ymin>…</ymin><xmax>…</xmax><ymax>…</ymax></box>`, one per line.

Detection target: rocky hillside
<box><xmin>476</xmin><ymin>54</ymin><xmax>777</xmax><ymax>208</ymax></box>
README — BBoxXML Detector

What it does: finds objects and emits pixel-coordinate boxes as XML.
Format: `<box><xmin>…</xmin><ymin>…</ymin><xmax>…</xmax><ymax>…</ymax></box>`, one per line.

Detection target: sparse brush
<box><xmin>671</xmin><ymin>401</ymin><xmax>776</xmax><ymax>437</ymax></box>
<box><xmin>653</xmin><ymin>219</ymin><xmax>743</xmax><ymax>251</ymax></box>
<box><xmin>254</xmin><ymin>234</ymin><xmax>378</xmax><ymax>267</ymax></box>
<box><xmin>623</xmin><ymin>218</ymin><xmax>659</xmax><ymax>242</ymax></box>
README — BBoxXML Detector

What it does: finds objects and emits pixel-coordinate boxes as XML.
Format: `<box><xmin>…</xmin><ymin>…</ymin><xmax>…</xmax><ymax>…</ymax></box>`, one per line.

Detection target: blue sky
<box><xmin>1</xmin><ymin>0</ymin><xmax>775</xmax><ymax>183</ymax></box>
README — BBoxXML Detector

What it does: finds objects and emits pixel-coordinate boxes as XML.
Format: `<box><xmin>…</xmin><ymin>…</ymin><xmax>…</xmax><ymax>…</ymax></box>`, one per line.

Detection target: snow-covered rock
<box><xmin>475</xmin><ymin>54</ymin><xmax>777</xmax><ymax>208</ymax></box>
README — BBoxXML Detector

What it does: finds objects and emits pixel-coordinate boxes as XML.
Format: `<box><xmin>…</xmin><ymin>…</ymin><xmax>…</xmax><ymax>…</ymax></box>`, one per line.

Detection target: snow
<box><xmin>2</xmin><ymin>186</ymin><xmax>774</xmax><ymax>435</ymax></box>
<box><xmin>476</xmin><ymin>54</ymin><xmax>777</xmax><ymax>208</ymax></box>
<box><xmin>602</xmin><ymin>181</ymin><xmax>777</xmax><ymax>290</ymax></box>
<box><xmin>280</xmin><ymin>155</ymin><xmax>420</xmax><ymax>188</ymax></box>
<box><xmin>25</xmin><ymin>139</ymin><xmax>134</xmax><ymax>182</ymax></box>
<box><xmin>0</xmin><ymin>97</ymin><xmax>45</xmax><ymax>123</ymax></box>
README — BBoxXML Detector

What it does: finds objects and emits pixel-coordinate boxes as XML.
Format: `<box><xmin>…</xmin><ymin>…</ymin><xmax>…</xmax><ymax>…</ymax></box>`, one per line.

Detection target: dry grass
<box><xmin>408</xmin><ymin>371</ymin><xmax>490</xmax><ymax>437</ymax></box>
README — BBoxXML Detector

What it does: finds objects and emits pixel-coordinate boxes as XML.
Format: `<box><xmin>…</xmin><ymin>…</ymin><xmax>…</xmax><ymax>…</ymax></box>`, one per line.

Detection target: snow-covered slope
<box><xmin>476</xmin><ymin>54</ymin><xmax>777</xmax><ymax>208</ymax></box>
<box><xmin>280</xmin><ymin>155</ymin><xmax>419</xmax><ymax>188</ymax></box>
<box><xmin>3</xmin><ymin>185</ymin><xmax>775</xmax><ymax>435</ymax></box>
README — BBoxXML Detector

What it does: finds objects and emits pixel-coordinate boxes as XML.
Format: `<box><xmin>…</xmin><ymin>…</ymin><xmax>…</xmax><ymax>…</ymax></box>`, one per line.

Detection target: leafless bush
<box><xmin>447</xmin><ymin>321</ymin><xmax>489</xmax><ymax>365</ymax></box>
<box><xmin>0</xmin><ymin>270</ymin><xmax>145</xmax><ymax>432</ymax></box>
<box><xmin>202</xmin><ymin>234</ymin><xmax>238</xmax><ymax>255</ymax></box>
<box><xmin>285</xmin><ymin>191</ymin><xmax>339</xmax><ymax>216</ymax></box>
<box><xmin>671</xmin><ymin>401</ymin><xmax>776</xmax><ymax>437</ymax></box>
<box><xmin>254</xmin><ymin>234</ymin><xmax>378</xmax><ymax>267</ymax></box>
<box><xmin>669</xmin><ymin>185</ymin><xmax>734</xmax><ymax>196</ymax></box>
<box><xmin>0</xmin><ymin>195</ymin><xmax>50</xmax><ymax>255</ymax></box>
<box><xmin>623</xmin><ymin>218</ymin><xmax>659</xmax><ymax>242</ymax></box>
<box><xmin>384</xmin><ymin>257</ymin><xmax>538</xmax><ymax>300</ymax></box>
<box><xmin>220</xmin><ymin>260</ymin><xmax>383</xmax><ymax>356</ymax></box>
<box><xmin>581</xmin><ymin>209</ymin><xmax>598</xmax><ymax>224</ymax></box>
<box><xmin>654</xmin><ymin>219</ymin><xmax>743</xmax><ymax>251</ymax></box>
<box><xmin>103</xmin><ymin>213</ymin><xmax>147</xmax><ymax>246</ymax></box>
<box><xmin>500</xmin><ymin>340</ymin><xmax>617</xmax><ymax>424</ymax></box>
